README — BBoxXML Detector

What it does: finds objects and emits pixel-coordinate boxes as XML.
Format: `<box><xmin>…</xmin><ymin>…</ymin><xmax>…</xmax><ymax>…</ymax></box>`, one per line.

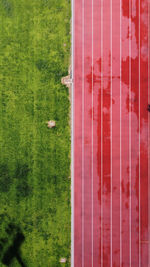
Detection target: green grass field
<box><xmin>0</xmin><ymin>0</ymin><xmax>71</xmax><ymax>266</ymax></box>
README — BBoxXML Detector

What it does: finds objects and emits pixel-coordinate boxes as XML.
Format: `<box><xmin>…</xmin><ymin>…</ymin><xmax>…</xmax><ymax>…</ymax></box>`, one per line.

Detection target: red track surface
<box><xmin>74</xmin><ymin>0</ymin><xmax>149</xmax><ymax>266</ymax></box>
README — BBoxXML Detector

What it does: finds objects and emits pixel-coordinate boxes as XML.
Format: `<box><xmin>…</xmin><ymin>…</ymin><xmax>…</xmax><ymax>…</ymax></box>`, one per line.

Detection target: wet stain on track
<box><xmin>74</xmin><ymin>0</ymin><xmax>149</xmax><ymax>266</ymax></box>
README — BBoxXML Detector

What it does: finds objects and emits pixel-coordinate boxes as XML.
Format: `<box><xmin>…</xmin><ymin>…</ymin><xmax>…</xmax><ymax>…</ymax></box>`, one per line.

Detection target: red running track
<box><xmin>73</xmin><ymin>0</ymin><xmax>150</xmax><ymax>266</ymax></box>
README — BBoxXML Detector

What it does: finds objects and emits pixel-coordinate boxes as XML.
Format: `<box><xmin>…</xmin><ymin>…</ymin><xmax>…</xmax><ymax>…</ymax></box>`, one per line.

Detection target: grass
<box><xmin>0</xmin><ymin>0</ymin><xmax>71</xmax><ymax>266</ymax></box>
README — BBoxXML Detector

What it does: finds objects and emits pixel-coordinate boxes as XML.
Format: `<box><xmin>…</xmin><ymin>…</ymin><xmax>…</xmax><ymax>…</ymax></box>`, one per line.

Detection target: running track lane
<box><xmin>73</xmin><ymin>0</ymin><xmax>149</xmax><ymax>266</ymax></box>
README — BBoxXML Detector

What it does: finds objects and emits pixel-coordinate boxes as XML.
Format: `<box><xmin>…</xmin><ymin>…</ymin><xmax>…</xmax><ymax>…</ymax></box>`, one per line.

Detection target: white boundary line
<box><xmin>71</xmin><ymin>0</ymin><xmax>74</xmax><ymax>265</ymax></box>
<box><xmin>139</xmin><ymin>1</ymin><xmax>141</xmax><ymax>266</ymax></box>
<box><xmin>110</xmin><ymin>0</ymin><xmax>113</xmax><ymax>265</ymax></box>
<box><xmin>91</xmin><ymin>0</ymin><xmax>94</xmax><ymax>265</ymax></box>
<box><xmin>120</xmin><ymin>0</ymin><xmax>122</xmax><ymax>265</ymax></box>
<box><xmin>101</xmin><ymin>0</ymin><xmax>103</xmax><ymax>266</ymax></box>
<box><xmin>148</xmin><ymin>0</ymin><xmax>150</xmax><ymax>265</ymax></box>
<box><xmin>82</xmin><ymin>0</ymin><xmax>85</xmax><ymax>265</ymax></box>
<box><xmin>129</xmin><ymin>0</ymin><xmax>132</xmax><ymax>266</ymax></box>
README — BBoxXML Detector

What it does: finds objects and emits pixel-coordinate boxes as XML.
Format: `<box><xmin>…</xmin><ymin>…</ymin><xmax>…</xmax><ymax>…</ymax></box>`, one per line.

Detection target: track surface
<box><xmin>74</xmin><ymin>0</ymin><xmax>149</xmax><ymax>266</ymax></box>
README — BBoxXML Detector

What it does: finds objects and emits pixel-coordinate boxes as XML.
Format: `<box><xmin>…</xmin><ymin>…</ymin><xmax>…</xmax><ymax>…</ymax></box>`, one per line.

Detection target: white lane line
<box><xmin>139</xmin><ymin>0</ymin><xmax>141</xmax><ymax>266</ymax></box>
<box><xmin>129</xmin><ymin>0</ymin><xmax>132</xmax><ymax>266</ymax></box>
<box><xmin>71</xmin><ymin>0</ymin><xmax>74</xmax><ymax>264</ymax></box>
<box><xmin>91</xmin><ymin>0</ymin><xmax>94</xmax><ymax>265</ymax></box>
<box><xmin>82</xmin><ymin>0</ymin><xmax>85</xmax><ymax>265</ymax></box>
<box><xmin>110</xmin><ymin>0</ymin><xmax>113</xmax><ymax>265</ymax></box>
<box><xmin>148</xmin><ymin>0</ymin><xmax>150</xmax><ymax>265</ymax></box>
<box><xmin>101</xmin><ymin>0</ymin><xmax>103</xmax><ymax>266</ymax></box>
<box><xmin>120</xmin><ymin>0</ymin><xmax>122</xmax><ymax>265</ymax></box>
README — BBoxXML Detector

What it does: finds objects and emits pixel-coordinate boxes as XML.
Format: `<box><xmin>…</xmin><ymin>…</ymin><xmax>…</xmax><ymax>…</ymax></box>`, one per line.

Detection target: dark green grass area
<box><xmin>0</xmin><ymin>0</ymin><xmax>71</xmax><ymax>266</ymax></box>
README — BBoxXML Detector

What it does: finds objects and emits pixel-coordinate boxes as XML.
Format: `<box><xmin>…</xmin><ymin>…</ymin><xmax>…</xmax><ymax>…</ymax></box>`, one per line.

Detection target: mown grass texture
<box><xmin>0</xmin><ymin>0</ymin><xmax>71</xmax><ymax>266</ymax></box>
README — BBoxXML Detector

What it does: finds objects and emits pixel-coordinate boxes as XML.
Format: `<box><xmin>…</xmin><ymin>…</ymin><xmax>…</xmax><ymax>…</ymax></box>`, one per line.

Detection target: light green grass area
<box><xmin>0</xmin><ymin>0</ymin><xmax>71</xmax><ymax>266</ymax></box>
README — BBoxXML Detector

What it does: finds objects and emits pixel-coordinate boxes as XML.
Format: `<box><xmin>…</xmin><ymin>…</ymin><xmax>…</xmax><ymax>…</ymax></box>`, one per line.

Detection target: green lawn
<box><xmin>0</xmin><ymin>0</ymin><xmax>71</xmax><ymax>266</ymax></box>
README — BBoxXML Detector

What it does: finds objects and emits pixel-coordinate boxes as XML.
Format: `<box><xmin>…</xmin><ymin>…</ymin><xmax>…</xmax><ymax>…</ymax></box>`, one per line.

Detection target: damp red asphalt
<box><xmin>74</xmin><ymin>0</ymin><xmax>149</xmax><ymax>266</ymax></box>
